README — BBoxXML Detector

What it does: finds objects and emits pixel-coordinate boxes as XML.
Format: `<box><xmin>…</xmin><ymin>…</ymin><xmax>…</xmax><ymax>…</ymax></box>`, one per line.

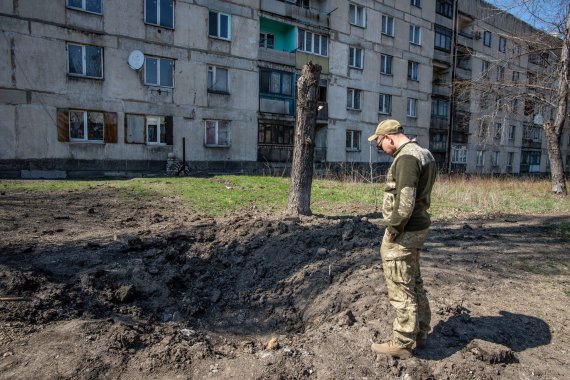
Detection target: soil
<box><xmin>0</xmin><ymin>184</ymin><xmax>569</xmax><ymax>380</ymax></box>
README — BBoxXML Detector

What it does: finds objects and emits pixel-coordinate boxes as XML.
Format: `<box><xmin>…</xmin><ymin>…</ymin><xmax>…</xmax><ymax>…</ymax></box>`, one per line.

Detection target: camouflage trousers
<box><xmin>380</xmin><ymin>228</ymin><xmax>431</xmax><ymax>349</ymax></box>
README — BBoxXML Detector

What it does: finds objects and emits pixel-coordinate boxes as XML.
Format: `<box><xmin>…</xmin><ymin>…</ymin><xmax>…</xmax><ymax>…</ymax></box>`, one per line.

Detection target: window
<box><xmin>478</xmin><ymin>123</ymin><xmax>489</xmax><ymax>137</ymax></box>
<box><xmin>436</xmin><ymin>0</ymin><xmax>453</xmax><ymax>18</ymax></box>
<box><xmin>298</xmin><ymin>29</ymin><xmax>328</xmax><ymax>56</ymax></box>
<box><xmin>67</xmin><ymin>0</ymin><xmax>102</xmax><ymax>14</ymax></box>
<box><xmin>407</xmin><ymin>98</ymin><xmax>418</xmax><ymax>117</ymax></box>
<box><xmin>408</xmin><ymin>61</ymin><xmax>419</xmax><ymax>81</ymax></box>
<box><xmin>347</xmin><ymin>88</ymin><xmax>362</xmax><ymax>110</ymax></box>
<box><xmin>476</xmin><ymin>150</ymin><xmax>485</xmax><ymax>166</ymax></box>
<box><xmin>494</xmin><ymin>122</ymin><xmax>502</xmax><ymax>138</ymax></box>
<box><xmin>346</xmin><ymin>130</ymin><xmax>361</xmax><ymax>151</ymax></box>
<box><xmin>69</xmin><ymin>110</ymin><xmax>104</xmax><ymax>142</ymax></box>
<box><xmin>508</xmin><ymin>125</ymin><xmax>516</xmax><ymax>140</ymax></box>
<box><xmin>209</xmin><ymin>11</ymin><xmax>231</xmax><ymax>40</ymax></box>
<box><xmin>260</xmin><ymin>69</ymin><xmax>293</xmax><ymax>96</ymax></box>
<box><xmin>507</xmin><ymin>152</ymin><xmax>514</xmax><ymax>167</ymax></box>
<box><xmin>146</xmin><ymin>116</ymin><xmax>167</xmax><ymax>145</ymax></box>
<box><xmin>411</xmin><ymin>0</ymin><xmax>421</xmax><ymax>7</ymax></box>
<box><xmin>145</xmin><ymin>0</ymin><xmax>173</xmax><ymax>28</ymax></box>
<box><xmin>499</xmin><ymin>36</ymin><xmax>506</xmax><ymax>52</ymax></box>
<box><xmin>380</xmin><ymin>54</ymin><xmax>393</xmax><ymax>75</ymax></box>
<box><xmin>410</xmin><ymin>25</ymin><xmax>421</xmax><ymax>45</ymax></box>
<box><xmin>512</xmin><ymin>71</ymin><xmax>520</xmax><ymax>82</ymax></box>
<box><xmin>381</xmin><ymin>15</ymin><xmax>394</xmax><ymax>36</ymax></box>
<box><xmin>260</xmin><ymin>33</ymin><xmax>275</xmax><ymax>49</ymax></box>
<box><xmin>67</xmin><ymin>43</ymin><xmax>103</xmax><ymax>79</ymax></box>
<box><xmin>483</xmin><ymin>31</ymin><xmax>491</xmax><ymax>47</ymax></box>
<box><xmin>481</xmin><ymin>60</ymin><xmax>490</xmax><ymax>77</ymax></box>
<box><xmin>496</xmin><ymin>66</ymin><xmax>505</xmax><ymax>81</ymax></box>
<box><xmin>379</xmin><ymin>93</ymin><xmax>392</xmax><ymax>115</ymax></box>
<box><xmin>205</xmin><ymin>120</ymin><xmax>230</xmax><ymax>147</ymax></box>
<box><xmin>208</xmin><ymin>65</ymin><xmax>229</xmax><ymax>93</ymax></box>
<box><xmin>528</xmin><ymin>71</ymin><xmax>537</xmax><ymax>85</ymax></box>
<box><xmin>511</xmin><ymin>98</ymin><xmax>518</xmax><ymax>112</ymax></box>
<box><xmin>349</xmin><ymin>3</ymin><xmax>366</xmax><ymax>27</ymax></box>
<box><xmin>432</xmin><ymin>98</ymin><xmax>449</xmax><ymax>117</ymax></box>
<box><xmin>493</xmin><ymin>151</ymin><xmax>500</xmax><ymax>167</ymax></box>
<box><xmin>258</xmin><ymin>124</ymin><xmax>294</xmax><ymax>145</ymax></box>
<box><xmin>435</xmin><ymin>25</ymin><xmax>452</xmax><ymax>51</ymax></box>
<box><xmin>349</xmin><ymin>46</ymin><xmax>363</xmax><ymax>69</ymax></box>
<box><xmin>451</xmin><ymin>146</ymin><xmax>467</xmax><ymax>164</ymax></box>
<box><xmin>144</xmin><ymin>56</ymin><xmax>174</xmax><ymax>87</ymax></box>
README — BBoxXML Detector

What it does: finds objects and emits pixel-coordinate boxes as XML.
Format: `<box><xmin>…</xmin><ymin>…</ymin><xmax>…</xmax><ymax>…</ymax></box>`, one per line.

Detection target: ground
<box><xmin>0</xmin><ymin>185</ymin><xmax>569</xmax><ymax>379</ymax></box>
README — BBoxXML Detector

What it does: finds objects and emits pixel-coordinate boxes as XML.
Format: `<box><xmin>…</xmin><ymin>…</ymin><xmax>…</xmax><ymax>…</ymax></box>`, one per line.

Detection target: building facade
<box><xmin>0</xmin><ymin>0</ymin><xmax>567</xmax><ymax>178</ymax></box>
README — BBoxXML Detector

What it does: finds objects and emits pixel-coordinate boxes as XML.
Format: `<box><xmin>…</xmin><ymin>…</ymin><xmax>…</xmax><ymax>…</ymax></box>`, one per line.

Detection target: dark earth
<box><xmin>0</xmin><ymin>184</ymin><xmax>569</xmax><ymax>379</ymax></box>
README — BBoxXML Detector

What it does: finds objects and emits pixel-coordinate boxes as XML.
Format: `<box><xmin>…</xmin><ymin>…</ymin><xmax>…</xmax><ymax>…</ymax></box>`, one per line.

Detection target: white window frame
<box><xmin>298</xmin><ymin>29</ymin><xmax>328</xmax><ymax>57</ymax></box>
<box><xmin>407</xmin><ymin>98</ymin><xmax>418</xmax><ymax>118</ymax></box>
<box><xmin>508</xmin><ymin>125</ymin><xmax>516</xmax><ymax>140</ymax></box>
<box><xmin>379</xmin><ymin>93</ymin><xmax>392</xmax><ymax>115</ymax></box>
<box><xmin>507</xmin><ymin>152</ymin><xmax>514</xmax><ymax>166</ymax></box>
<box><xmin>476</xmin><ymin>150</ymin><xmax>485</xmax><ymax>166</ymax></box>
<box><xmin>209</xmin><ymin>10</ymin><xmax>231</xmax><ymax>40</ymax></box>
<box><xmin>67</xmin><ymin>43</ymin><xmax>103</xmax><ymax>79</ymax></box>
<box><xmin>260</xmin><ymin>32</ymin><xmax>275</xmax><ymax>49</ymax></box>
<box><xmin>144</xmin><ymin>0</ymin><xmax>174</xmax><ymax>29</ymax></box>
<box><xmin>380</xmin><ymin>54</ymin><xmax>393</xmax><ymax>75</ymax></box>
<box><xmin>207</xmin><ymin>65</ymin><xmax>229</xmax><ymax>93</ymax></box>
<box><xmin>349</xmin><ymin>46</ymin><xmax>363</xmax><ymax>69</ymax></box>
<box><xmin>346</xmin><ymin>129</ymin><xmax>361</xmax><ymax>151</ymax></box>
<box><xmin>66</xmin><ymin>0</ymin><xmax>102</xmax><ymax>14</ymax></box>
<box><xmin>408</xmin><ymin>61</ymin><xmax>419</xmax><ymax>81</ymax></box>
<box><xmin>496</xmin><ymin>66</ymin><xmax>505</xmax><ymax>81</ymax></box>
<box><xmin>68</xmin><ymin>110</ymin><xmax>104</xmax><ymax>142</ymax></box>
<box><xmin>146</xmin><ymin>116</ymin><xmax>167</xmax><ymax>145</ymax></box>
<box><xmin>483</xmin><ymin>31</ymin><xmax>492</xmax><ymax>47</ymax></box>
<box><xmin>411</xmin><ymin>0</ymin><xmax>421</xmax><ymax>7</ymax></box>
<box><xmin>499</xmin><ymin>36</ymin><xmax>506</xmax><ymax>52</ymax></box>
<box><xmin>381</xmin><ymin>15</ymin><xmax>394</xmax><ymax>36</ymax></box>
<box><xmin>451</xmin><ymin>145</ymin><xmax>467</xmax><ymax>164</ymax></box>
<box><xmin>349</xmin><ymin>3</ymin><xmax>366</xmax><ymax>28</ymax></box>
<box><xmin>347</xmin><ymin>88</ymin><xmax>362</xmax><ymax>110</ymax></box>
<box><xmin>144</xmin><ymin>56</ymin><xmax>174</xmax><ymax>88</ymax></box>
<box><xmin>205</xmin><ymin>120</ymin><xmax>231</xmax><ymax>147</ymax></box>
<box><xmin>493</xmin><ymin>151</ymin><xmax>500</xmax><ymax>167</ymax></box>
<box><xmin>409</xmin><ymin>25</ymin><xmax>421</xmax><ymax>45</ymax></box>
<box><xmin>494</xmin><ymin>122</ymin><xmax>502</xmax><ymax>138</ymax></box>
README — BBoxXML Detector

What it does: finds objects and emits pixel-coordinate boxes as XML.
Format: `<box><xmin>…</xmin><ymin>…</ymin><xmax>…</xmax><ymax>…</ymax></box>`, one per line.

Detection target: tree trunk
<box><xmin>287</xmin><ymin>62</ymin><xmax>322</xmax><ymax>215</ymax></box>
<box><xmin>544</xmin><ymin>4</ymin><xmax>570</xmax><ymax>195</ymax></box>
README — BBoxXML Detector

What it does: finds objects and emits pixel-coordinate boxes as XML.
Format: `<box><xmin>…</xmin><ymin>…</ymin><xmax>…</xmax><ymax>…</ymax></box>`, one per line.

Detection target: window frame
<box><xmin>347</xmin><ymin>88</ymin><xmax>362</xmax><ymax>110</ymax></box>
<box><xmin>207</xmin><ymin>65</ymin><xmax>229</xmax><ymax>93</ymax></box>
<box><xmin>476</xmin><ymin>150</ymin><xmax>485</xmax><ymax>166</ymax></box>
<box><xmin>499</xmin><ymin>36</ymin><xmax>506</xmax><ymax>52</ymax></box>
<box><xmin>434</xmin><ymin>25</ymin><xmax>452</xmax><ymax>52</ymax></box>
<box><xmin>408</xmin><ymin>61</ymin><xmax>420</xmax><ymax>81</ymax></box>
<box><xmin>493</xmin><ymin>151</ymin><xmax>500</xmax><ymax>167</ymax></box>
<box><xmin>431</xmin><ymin>97</ymin><xmax>449</xmax><ymax>118</ymax></box>
<box><xmin>204</xmin><ymin>120</ymin><xmax>231</xmax><ymax>147</ymax></box>
<box><xmin>297</xmin><ymin>29</ymin><xmax>328</xmax><ymax>57</ymax></box>
<box><xmin>66</xmin><ymin>0</ymin><xmax>102</xmax><ymax>14</ymax></box>
<box><xmin>483</xmin><ymin>31</ymin><xmax>492</xmax><ymax>47</ymax></box>
<box><xmin>144</xmin><ymin>0</ymin><xmax>174</xmax><ymax>29</ymax></box>
<box><xmin>380</xmin><ymin>54</ymin><xmax>393</xmax><ymax>75</ymax></box>
<box><xmin>260</xmin><ymin>69</ymin><xmax>293</xmax><ymax>97</ymax></box>
<box><xmin>67</xmin><ymin>43</ymin><xmax>103</xmax><ymax>79</ymax></box>
<box><xmin>259</xmin><ymin>32</ymin><xmax>275</xmax><ymax>49</ymax></box>
<box><xmin>508</xmin><ymin>125</ymin><xmax>516</xmax><ymax>140</ymax></box>
<box><xmin>346</xmin><ymin>129</ymin><xmax>362</xmax><ymax>151</ymax></box>
<box><xmin>68</xmin><ymin>110</ymin><xmax>105</xmax><ymax>143</ymax></box>
<box><xmin>144</xmin><ymin>56</ymin><xmax>174</xmax><ymax>88</ymax></box>
<box><xmin>496</xmin><ymin>65</ymin><xmax>505</xmax><ymax>81</ymax></box>
<box><xmin>436</xmin><ymin>0</ymin><xmax>453</xmax><ymax>18</ymax></box>
<box><xmin>411</xmin><ymin>0</ymin><xmax>421</xmax><ymax>7</ymax></box>
<box><xmin>407</xmin><ymin>98</ymin><xmax>418</xmax><ymax>118</ymax></box>
<box><xmin>451</xmin><ymin>145</ymin><xmax>467</xmax><ymax>164</ymax></box>
<box><xmin>512</xmin><ymin>71</ymin><xmax>520</xmax><ymax>82</ymax></box>
<box><xmin>381</xmin><ymin>15</ymin><xmax>395</xmax><ymax>36</ymax></box>
<box><xmin>409</xmin><ymin>25</ymin><xmax>421</xmax><ymax>45</ymax></box>
<box><xmin>348</xmin><ymin>46</ymin><xmax>364</xmax><ymax>69</ymax></box>
<box><xmin>349</xmin><ymin>3</ymin><xmax>366</xmax><ymax>28</ymax></box>
<box><xmin>209</xmin><ymin>10</ymin><xmax>232</xmax><ymax>40</ymax></box>
<box><xmin>379</xmin><ymin>93</ymin><xmax>392</xmax><ymax>115</ymax></box>
<box><xmin>145</xmin><ymin>116</ymin><xmax>167</xmax><ymax>145</ymax></box>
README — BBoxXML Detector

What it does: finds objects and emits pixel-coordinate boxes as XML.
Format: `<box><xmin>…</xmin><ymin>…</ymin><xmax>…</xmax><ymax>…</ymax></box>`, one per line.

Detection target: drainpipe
<box><xmin>446</xmin><ymin>0</ymin><xmax>460</xmax><ymax>174</ymax></box>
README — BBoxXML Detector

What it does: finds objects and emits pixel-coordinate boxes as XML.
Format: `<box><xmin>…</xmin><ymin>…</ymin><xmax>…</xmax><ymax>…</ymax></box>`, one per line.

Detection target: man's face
<box><xmin>376</xmin><ymin>134</ymin><xmax>395</xmax><ymax>156</ymax></box>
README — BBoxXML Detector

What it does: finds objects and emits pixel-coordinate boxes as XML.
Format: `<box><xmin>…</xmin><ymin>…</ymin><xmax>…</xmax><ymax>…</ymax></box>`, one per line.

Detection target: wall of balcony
<box><xmin>260</xmin><ymin>0</ymin><xmax>329</xmax><ymax>28</ymax></box>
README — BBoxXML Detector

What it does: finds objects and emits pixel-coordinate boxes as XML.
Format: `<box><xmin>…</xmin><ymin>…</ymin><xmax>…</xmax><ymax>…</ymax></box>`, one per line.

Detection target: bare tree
<box><xmin>287</xmin><ymin>62</ymin><xmax>322</xmax><ymax>215</ymax></box>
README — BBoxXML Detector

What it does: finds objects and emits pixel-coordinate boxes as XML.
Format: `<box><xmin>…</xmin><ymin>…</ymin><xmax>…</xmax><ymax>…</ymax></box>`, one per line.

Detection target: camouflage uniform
<box><xmin>380</xmin><ymin>141</ymin><xmax>436</xmax><ymax>349</ymax></box>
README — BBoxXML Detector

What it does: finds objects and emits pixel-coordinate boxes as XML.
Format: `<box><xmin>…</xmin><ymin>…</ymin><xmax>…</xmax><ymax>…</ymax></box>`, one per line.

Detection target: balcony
<box><xmin>258</xmin><ymin>48</ymin><xmax>296</xmax><ymax>66</ymax></box>
<box><xmin>260</xmin><ymin>0</ymin><xmax>329</xmax><ymax>28</ymax></box>
<box><xmin>259</xmin><ymin>95</ymin><xmax>295</xmax><ymax>116</ymax></box>
<box><xmin>257</xmin><ymin>144</ymin><xmax>327</xmax><ymax>162</ymax></box>
<box><xmin>432</xmin><ymin>82</ymin><xmax>451</xmax><ymax>97</ymax></box>
<box><xmin>457</xmin><ymin>32</ymin><xmax>473</xmax><ymax>49</ymax></box>
<box><xmin>433</xmin><ymin>49</ymin><xmax>452</xmax><ymax>64</ymax></box>
<box><xmin>430</xmin><ymin>116</ymin><xmax>449</xmax><ymax>130</ymax></box>
<box><xmin>451</xmin><ymin>133</ymin><xmax>469</xmax><ymax>144</ymax></box>
<box><xmin>455</xmin><ymin>66</ymin><xmax>472</xmax><ymax>80</ymax></box>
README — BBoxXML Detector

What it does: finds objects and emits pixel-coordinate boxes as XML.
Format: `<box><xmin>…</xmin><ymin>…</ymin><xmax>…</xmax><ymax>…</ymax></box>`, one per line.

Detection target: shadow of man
<box><xmin>415</xmin><ymin>310</ymin><xmax>551</xmax><ymax>361</ymax></box>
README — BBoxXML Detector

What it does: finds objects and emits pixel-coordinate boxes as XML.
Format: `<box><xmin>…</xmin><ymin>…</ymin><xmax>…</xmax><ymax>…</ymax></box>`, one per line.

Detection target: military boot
<box><xmin>371</xmin><ymin>341</ymin><xmax>412</xmax><ymax>359</ymax></box>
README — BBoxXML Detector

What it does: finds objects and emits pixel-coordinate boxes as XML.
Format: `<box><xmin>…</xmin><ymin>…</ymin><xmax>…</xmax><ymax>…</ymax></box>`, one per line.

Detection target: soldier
<box><xmin>368</xmin><ymin>119</ymin><xmax>437</xmax><ymax>359</ymax></box>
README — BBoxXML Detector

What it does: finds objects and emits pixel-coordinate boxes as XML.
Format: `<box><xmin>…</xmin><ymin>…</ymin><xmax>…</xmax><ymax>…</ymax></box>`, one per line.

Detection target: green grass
<box><xmin>2</xmin><ymin>176</ymin><xmax>570</xmax><ymax>218</ymax></box>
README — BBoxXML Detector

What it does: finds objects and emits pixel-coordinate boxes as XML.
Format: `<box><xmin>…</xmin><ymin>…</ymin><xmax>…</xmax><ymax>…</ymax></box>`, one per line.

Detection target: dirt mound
<box><xmin>1</xmin><ymin>189</ymin><xmax>569</xmax><ymax>379</ymax></box>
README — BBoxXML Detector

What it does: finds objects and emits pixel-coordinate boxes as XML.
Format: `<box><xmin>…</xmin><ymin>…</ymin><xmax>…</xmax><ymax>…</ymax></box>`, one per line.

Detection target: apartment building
<box><xmin>0</xmin><ymin>0</ymin><xmax>565</xmax><ymax>178</ymax></box>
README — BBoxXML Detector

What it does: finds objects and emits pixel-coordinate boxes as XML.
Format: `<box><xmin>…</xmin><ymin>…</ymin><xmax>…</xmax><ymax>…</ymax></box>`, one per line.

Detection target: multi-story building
<box><xmin>0</xmin><ymin>0</ymin><xmax>566</xmax><ymax>178</ymax></box>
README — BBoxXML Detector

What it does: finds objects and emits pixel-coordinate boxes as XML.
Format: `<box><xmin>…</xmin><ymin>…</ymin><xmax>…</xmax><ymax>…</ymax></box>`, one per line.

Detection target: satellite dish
<box><xmin>128</xmin><ymin>50</ymin><xmax>144</xmax><ymax>70</ymax></box>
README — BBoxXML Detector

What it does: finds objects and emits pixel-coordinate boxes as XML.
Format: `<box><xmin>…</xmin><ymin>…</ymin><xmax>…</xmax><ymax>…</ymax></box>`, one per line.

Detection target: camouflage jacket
<box><xmin>383</xmin><ymin>141</ymin><xmax>437</xmax><ymax>238</ymax></box>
